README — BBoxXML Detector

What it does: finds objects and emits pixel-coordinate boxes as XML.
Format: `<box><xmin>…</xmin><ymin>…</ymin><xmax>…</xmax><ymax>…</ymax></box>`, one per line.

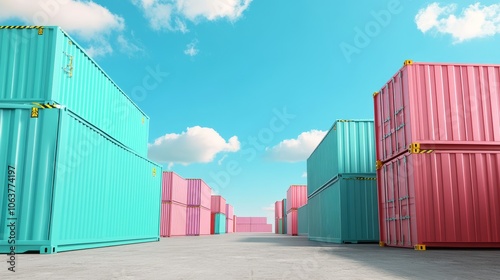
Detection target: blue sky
<box><xmin>2</xmin><ymin>0</ymin><xmax>500</xmax><ymax>226</ymax></box>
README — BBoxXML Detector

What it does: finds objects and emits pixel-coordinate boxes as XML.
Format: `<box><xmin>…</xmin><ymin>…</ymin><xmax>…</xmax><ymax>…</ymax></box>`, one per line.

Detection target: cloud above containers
<box><xmin>415</xmin><ymin>2</ymin><xmax>500</xmax><ymax>43</ymax></box>
<box><xmin>265</xmin><ymin>130</ymin><xmax>327</xmax><ymax>162</ymax></box>
<box><xmin>0</xmin><ymin>0</ymin><xmax>144</xmax><ymax>58</ymax></box>
<box><xmin>132</xmin><ymin>0</ymin><xmax>253</xmax><ymax>32</ymax></box>
<box><xmin>148</xmin><ymin>126</ymin><xmax>240</xmax><ymax>166</ymax></box>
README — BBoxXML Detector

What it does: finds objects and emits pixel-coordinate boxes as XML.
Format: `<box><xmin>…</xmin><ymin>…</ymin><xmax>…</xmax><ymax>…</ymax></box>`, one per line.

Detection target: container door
<box><xmin>396</xmin><ymin>155</ymin><xmax>414</xmax><ymax>247</ymax></box>
<box><xmin>376</xmin><ymin>81</ymin><xmax>395</xmax><ymax>161</ymax></box>
<box><xmin>393</xmin><ymin>71</ymin><xmax>409</xmax><ymax>156</ymax></box>
<box><xmin>0</xmin><ymin>104</ymin><xmax>59</xmax><ymax>252</ymax></box>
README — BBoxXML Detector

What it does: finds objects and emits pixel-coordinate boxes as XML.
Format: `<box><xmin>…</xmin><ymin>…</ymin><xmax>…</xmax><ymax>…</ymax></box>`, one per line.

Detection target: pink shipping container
<box><xmin>250</xmin><ymin>217</ymin><xmax>267</xmax><ymax>224</ymax></box>
<box><xmin>233</xmin><ymin>215</ymin><xmax>236</xmax><ymax>232</ymax></box>
<box><xmin>236</xmin><ymin>224</ymin><xmax>252</xmax><ymax>232</ymax></box>
<box><xmin>226</xmin><ymin>216</ymin><xmax>234</xmax><ymax>233</ymax></box>
<box><xmin>378</xmin><ymin>150</ymin><xmax>500</xmax><ymax>249</ymax></box>
<box><xmin>186</xmin><ymin>206</ymin><xmax>211</xmax><ymax>236</ymax></box>
<box><xmin>186</xmin><ymin>179</ymin><xmax>211</xmax><ymax>209</ymax></box>
<box><xmin>236</xmin><ymin>217</ymin><xmax>252</xmax><ymax>224</ymax></box>
<box><xmin>287</xmin><ymin>210</ymin><xmax>298</xmax><ymax>236</ymax></box>
<box><xmin>225</xmin><ymin>204</ymin><xmax>234</xmax><ymax>218</ymax></box>
<box><xmin>286</xmin><ymin>185</ymin><xmax>308</xmax><ymax>212</ymax></box>
<box><xmin>211</xmin><ymin>195</ymin><xmax>226</xmax><ymax>214</ymax></box>
<box><xmin>275</xmin><ymin>200</ymin><xmax>283</xmax><ymax>219</ymax></box>
<box><xmin>160</xmin><ymin>202</ymin><xmax>187</xmax><ymax>237</ymax></box>
<box><xmin>162</xmin><ymin>172</ymin><xmax>188</xmax><ymax>203</ymax></box>
<box><xmin>374</xmin><ymin>61</ymin><xmax>500</xmax><ymax>163</ymax></box>
<box><xmin>236</xmin><ymin>224</ymin><xmax>272</xmax><ymax>233</ymax></box>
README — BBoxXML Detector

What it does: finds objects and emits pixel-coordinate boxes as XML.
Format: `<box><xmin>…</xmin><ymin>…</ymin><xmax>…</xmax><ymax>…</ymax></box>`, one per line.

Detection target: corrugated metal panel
<box><xmin>236</xmin><ymin>224</ymin><xmax>272</xmax><ymax>232</ymax></box>
<box><xmin>379</xmin><ymin>151</ymin><xmax>500</xmax><ymax>248</ymax></box>
<box><xmin>0</xmin><ymin>103</ymin><xmax>161</xmax><ymax>254</ymax></box>
<box><xmin>0</xmin><ymin>26</ymin><xmax>149</xmax><ymax>155</ymax></box>
<box><xmin>236</xmin><ymin>217</ymin><xmax>251</xmax><ymax>224</ymax></box>
<box><xmin>308</xmin><ymin>174</ymin><xmax>379</xmax><ymax>243</ymax></box>
<box><xmin>185</xmin><ymin>207</ymin><xmax>211</xmax><ymax>236</ymax></box>
<box><xmin>287</xmin><ymin>210</ymin><xmax>298</xmax><ymax>236</ymax></box>
<box><xmin>225</xmin><ymin>204</ymin><xmax>234</xmax><ymax>218</ymax></box>
<box><xmin>186</xmin><ymin>179</ymin><xmax>211</xmax><ymax>209</ymax></box>
<box><xmin>286</xmin><ymin>185</ymin><xmax>307</xmax><ymax>212</ymax></box>
<box><xmin>282</xmin><ymin>199</ymin><xmax>287</xmax><ymax>234</ymax></box>
<box><xmin>298</xmin><ymin>205</ymin><xmax>308</xmax><ymax>236</ymax></box>
<box><xmin>251</xmin><ymin>217</ymin><xmax>267</xmax><ymax>224</ymax></box>
<box><xmin>160</xmin><ymin>202</ymin><xmax>187</xmax><ymax>237</ymax></box>
<box><xmin>162</xmin><ymin>172</ymin><xmax>188</xmax><ymax>204</ymax></box>
<box><xmin>307</xmin><ymin>120</ymin><xmax>375</xmax><ymax>196</ymax></box>
<box><xmin>210</xmin><ymin>195</ymin><xmax>226</xmax><ymax>214</ymax></box>
<box><xmin>278</xmin><ymin>219</ymin><xmax>283</xmax><ymax>234</ymax></box>
<box><xmin>211</xmin><ymin>213</ymin><xmax>226</xmax><ymax>234</ymax></box>
<box><xmin>375</xmin><ymin>62</ymin><xmax>500</xmax><ymax>162</ymax></box>
<box><xmin>275</xmin><ymin>200</ymin><xmax>283</xmax><ymax>219</ymax></box>
<box><xmin>226</xmin><ymin>216</ymin><xmax>234</xmax><ymax>233</ymax></box>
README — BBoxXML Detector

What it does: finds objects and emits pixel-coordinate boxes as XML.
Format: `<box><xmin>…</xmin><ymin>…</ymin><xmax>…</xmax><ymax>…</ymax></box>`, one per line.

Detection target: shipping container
<box><xmin>186</xmin><ymin>179</ymin><xmax>211</xmax><ymax>209</ymax></box>
<box><xmin>236</xmin><ymin>217</ymin><xmax>252</xmax><ymax>224</ymax></box>
<box><xmin>233</xmin><ymin>215</ymin><xmax>237</xmax><ymax>233</ymax></box>
<box><xmin>226</xmin><ymin>216</ymin><xmax>234</xmax><ymax>233</ymax></box>
<box><xmin>251</xmin><ymin>217</ymin><xmax>267</xmax><ymax>224</ymax></box>
<box><xmin>282</xmin><ymin>199</ymin><xmax>287</xmax><ymax>234</ymax></box>
<box><xmin>0</xmin><ymin>26</ymin><xmax>149</xmax><ymax>155</ymax></box>
<box><xmin>307</xmin><ymin>120</ymin><xmax>375</xmax><ymax>197</ymax></box>
<box><xmin>286</xmin><ymin>185</ymin><xmax>308</xmax><ymax>212</ymax></box>
<box><xmin>308</xmin><ymin>174</ymin><xmax>379</xmax><ymax>244</ymax></box>
<box><xmin>0</xmin><ymin>103</ymin><xmax>162</xmax><ymax>254</ymax></box>
<box><xmin>186</xmin><ymin>206</ymin><xmax>211</xmax><ymax>236</ymax></box>
<box><xmin>211</xmin><ymin>195</ymin><xmax>226</xmax><ymax>214</ymax></box>
<box><xmin>236</xmin><ymin>224</ymin><xmax>272</xmax><ymax>233</ymax></box>
<box><xmin>374</xmin><ymin>61</ymin><xmax>500</xmax><ymax>163</ymax></box>
<box><xmin>287</xmin><ymin>210</ymin><xmax>298</xmax><ymax>236</ymax></box>
<box><xmin>211</xmin><ymin>213</ymin><xmax>227</xmax><ymax>235</ymax></box>
<box><xmin>160</xmin><ymin>202</ymin><xmax>187</xmax><ymax>237</ymax></box>
<box><xmin>225</xmin><ymin>204</ymin><xmax>234</xmax><ymax>218</ymax></box>
<box><xmin>378</xmin><ymin>151</ymin><xmax>500</xmax><ymax>249</ymax></box>
<box><xmin>278</xmin><ymin>219</ymin><xmax>283</xmax><ymax>234</ymax></box>
<box><xmin>275</xmin><ymin>200</ymin><xmax>283</xmax><ymax>219</ymax></box>
<box><xmin>162</xmin><ymin>172</ymin><xmax>188</xmax><ymax>203</ymax></box>
<box><xmin>298</xmin><ymin>205</ymin><xmax>308</xmax><ymax>236</ymax></box>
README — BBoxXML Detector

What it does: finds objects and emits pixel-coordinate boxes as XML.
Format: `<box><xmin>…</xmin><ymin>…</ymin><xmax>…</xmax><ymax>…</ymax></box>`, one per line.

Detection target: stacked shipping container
<box><xmin>281</xmin><ymin>199</ymin><xmax>287</xmax><ymax>234</ymax></box>
<box><xmin>374</xmin><ymin>61</ymin><xmax>500</xmax><ymax>249</ymax></box>
<box><xmin>186</xmin><ymin>179</ymin><xmax>211</xmax><ymax>236</ymax></box>
<box><xmin>160</xmin><ymin>172</ymin><xmax>187</xmax><ymax>237</ymax></box>
<box><xmin>0</xmin><ymin>26</ymin><xmax>162</xmax><ymax>254</ymax></box>
<box><xmin>236</xmin><ymin>217</ymin><xmax>272</xmax><ymax>232</ymax></box>
<box><xmin>297</xmin><ymin>205</ymin><xmax>308</xmax><ymax>236</ymax></box>
<box><xmin>274</xmin><ymin>200</ymin><xmax>283</xmax><ymax>234</ymax></box>
<box><xmin>211</xmin><ymin>196</ymin><xmax>227</xmax><ymax>234</ymax></box>
<box><xmin>225</xmin><ymin>204</ymin><xmax>234</xmax><ymax>233</ymax></box>
<box><xmin>307</xmin><ymin>120</ymin><xmax>379</xmax><ymax>243</ymax></box>
<box><xmin>286</xmin><ymin>185</ymin><xmax>307</xmax><ymax>236</ymax></box>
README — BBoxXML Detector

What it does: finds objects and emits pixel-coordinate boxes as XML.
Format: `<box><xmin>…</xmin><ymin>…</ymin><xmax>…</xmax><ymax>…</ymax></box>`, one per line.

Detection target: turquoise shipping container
<box><xmin>278</xmin><ymin>219</ymin><xmax>283</xmax><ymax>234</ymax></box>
<box><xmin>308</xmin><ymin>174</ymin><xmax>379</xmax><ymax>244</ymax></box>
<box><xmin>0</xmin><ymin>26</ymin><xmax>149</xmax><ymax>155</ymax></box>
<box><xmin>298</xmin><ymin>204</ymin><xmax>308</xmax><ymax>236</ymax></box>
<box><xmin>0</xmin><ymin>103</ymin><xmax>162</xmax><ymax>254</ymax></box>
<box><xmin>281</xmin><ymin>199</ymin><xmax>287</xmax><ymax>234</ymax></box>
<box><xmin>307</xmin><ymin>120</ymin><xmax>375</xmax><ymax>197</ymax></box>
<box><xmin>211</xmin><ymin>213</ymin><xmax>226</xmax><ymax>234</ymax></box>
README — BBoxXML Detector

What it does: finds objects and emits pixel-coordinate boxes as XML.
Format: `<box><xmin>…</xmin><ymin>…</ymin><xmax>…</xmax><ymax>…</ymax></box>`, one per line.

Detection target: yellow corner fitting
<box><xmin>31</xmin><ymin>107</ymin><xmax>39</xmax><ymax>118</ymax></box>
<box><xmin>38</xmin><ymin>27</ymin><xmax>44</xmax><ymax>35</ymax></box>
<box><xmin>376</xmin><ymin>160</ymin><xmax>383</xmax><ymax>170</ymax></box>
<box><xmin>404</xmin><ymin>60</ymin><xmax>413</xmax><ymax>66</ymax></box>
<box><xmin>414</xmin><ymin>244</ymin><xmax>426</xmax><ymax>251</ymax></box>
<box><xmin>152</xmin><ymin>168</ymin><xmax>157</xmax><ymax>177</ymax></box>
<box><xmin>408</xmin><ymin>143</ymin><xmax>434</xmax><ymax>154</ymax></box>
<box><xmin>373</xmin><ymin>91</ymin><xmax>379</xmax><ymax>97</ymax></box>
<box><xmin>379</xmin><ymin>241</ymin><xmax>385</xmax><ymax>247</ymax></box>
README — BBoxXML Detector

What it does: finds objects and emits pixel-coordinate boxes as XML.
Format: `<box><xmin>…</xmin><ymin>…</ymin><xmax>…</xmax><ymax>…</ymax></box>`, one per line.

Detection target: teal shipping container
<box><xmin>298</xmin><ymin>205</ymin><xmax>308</xmax><ymax>236</ymax></box>
<box><xmin>308</xmin><ymin>174</ymin><xmax>379</xmax><ymax>244</ymax></box>
<box><xmin>278</xmin><ymin>219</ymin><xmax>283</xmax><ymax>234</ymax></box>
<box><xmin>281</xmin><ymin>199</ymin><xmax>287</xmax><ymax>234</ymax></box>
<box><xmin>307</xmin><ymin>120</ymin><xmax>375</xmax><ymax>197</ymax></box>
<box><xmin>0</xmin><ymin>103</ymin><xmax>162</xmax><ymax>254</ymax></box>
<box><xmin>211</xmin><ymin>213</ymin><xmax>226</xmax><ymax>234</ymax></box>
<box><xmin>0</xmin><ymin>26</ymin><xmax>149</xmax><ymax>155</ymax></box>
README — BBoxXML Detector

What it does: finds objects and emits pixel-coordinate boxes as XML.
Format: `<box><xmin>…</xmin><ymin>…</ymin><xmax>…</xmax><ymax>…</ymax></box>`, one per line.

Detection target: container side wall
<box><xmin>298</xmin><ymin>205</ymin><xmax>308</xmax><ymax>236</ymax></box>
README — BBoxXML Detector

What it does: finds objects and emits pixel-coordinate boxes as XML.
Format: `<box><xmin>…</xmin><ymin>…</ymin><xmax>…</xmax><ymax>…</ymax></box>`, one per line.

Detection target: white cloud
<box><xmin>415</xmin><ymin>2</ymin><xmax>500</xmax><ymax>43</ymax></box>
<box><xmin>132</xmin><ymin>0</ymin><xmax>252</xmax><ymax>32</ymax></box>
<box><xmin>262</xmin><ymin>203</ymin><xmax>274</xmax><ymax>212</ymax></box>
<box><xmin>266</xmin><ymin>130</ymin><xmax>327</xmax><ymax>162</ymax></box>
<box><xmin>148</xmin><ymin>126</ymin><xmax>240</xmax><ymax>165</ymax></box>
<box><xmin>184</xmin><ymin>40</ymin><xmax>199</xmax><ymax>56</ymax></box>
<box><xmin>117</xmin><ymin>34</ymin><xmax>145</xmax><ymax>57</ymax></box>
<box><xmin>302</xmin><ymin>172</ymin><xmax>307</xmax><ymax>178</ymax></box>
<box><xmin>0</xmin><ymin>0</ymin><xmax>127</xmax><ymax>58</ymax></box>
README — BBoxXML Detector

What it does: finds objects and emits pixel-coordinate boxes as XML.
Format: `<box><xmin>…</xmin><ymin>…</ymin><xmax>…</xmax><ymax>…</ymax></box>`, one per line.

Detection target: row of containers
<box><xmin>161</xmin><ymin>171</ymin><xmax>272</xmax><ymax>236</ymax></box>
<box><xmin>275</xmin><ymin>60</ymin><xmax>500</xmax><ymax>250</ymax></box>
<box><xmin>0</xmin><ymin>26</ymin><xmax>272</xmax><ymax>254</ymax></box>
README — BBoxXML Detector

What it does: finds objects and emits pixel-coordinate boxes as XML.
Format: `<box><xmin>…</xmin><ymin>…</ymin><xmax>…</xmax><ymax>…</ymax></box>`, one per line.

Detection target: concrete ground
<box><xmin>2</xmin><ymin>233</ymin><xmax>499</xmax><ymax>280</ymax></box>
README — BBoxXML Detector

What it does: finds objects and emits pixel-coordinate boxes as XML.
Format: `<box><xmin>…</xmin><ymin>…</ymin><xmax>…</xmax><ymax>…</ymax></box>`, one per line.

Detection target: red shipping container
<box><xmin>286</xmin><ymin>185</ymin><xmax>307</xmax><ymax>212</ymax></box>
<box><xmin>225</xmin><ymin>204</ymin><xmax>234</xmax><ymax>218</ymax></box>
<box><xmin>378</xmin><ymin>150</ymin><xmax>500</xmax><ymax>249</ymax></box>
<box><xmin>186</xmin><ymin>206</ymin><xmax>211</xmax><ymax>236</ymax></box>
<box><xmin>287</xmin><ymin>210</ymin><xmax>298</xmax><ymax>236</ymax></box>
<box><xmin>275</xmin><ymin>218</ymin><xmax>279</xmax><ymax>234</ymax></box>
<box><xmin>211</xmin><ymin>195</ymin><xmax>226</xmax><ymax>214</ymax></box>
<box><xmin>374</xmin><ymin>61</ymin><xmax>500</xmax><ymax>163</ymax></box>
<box><xmin>275</xmin><ymin>200</ymin><xmax>283</xmax><ymax>219</ymax></box>
<box><xmin>162</xmin><ymin>172</ymin><xmax>188</xmax><ymax>203</ymax></box>
<box><xmin>160</xmin><ymin>202</ymin><xmax>187</xmax><ymax>237</ymax></box>
<box><xmin>186</xmin><ymin>179</ymin><xmax>211</xmax><ymax>209</ymax></box>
